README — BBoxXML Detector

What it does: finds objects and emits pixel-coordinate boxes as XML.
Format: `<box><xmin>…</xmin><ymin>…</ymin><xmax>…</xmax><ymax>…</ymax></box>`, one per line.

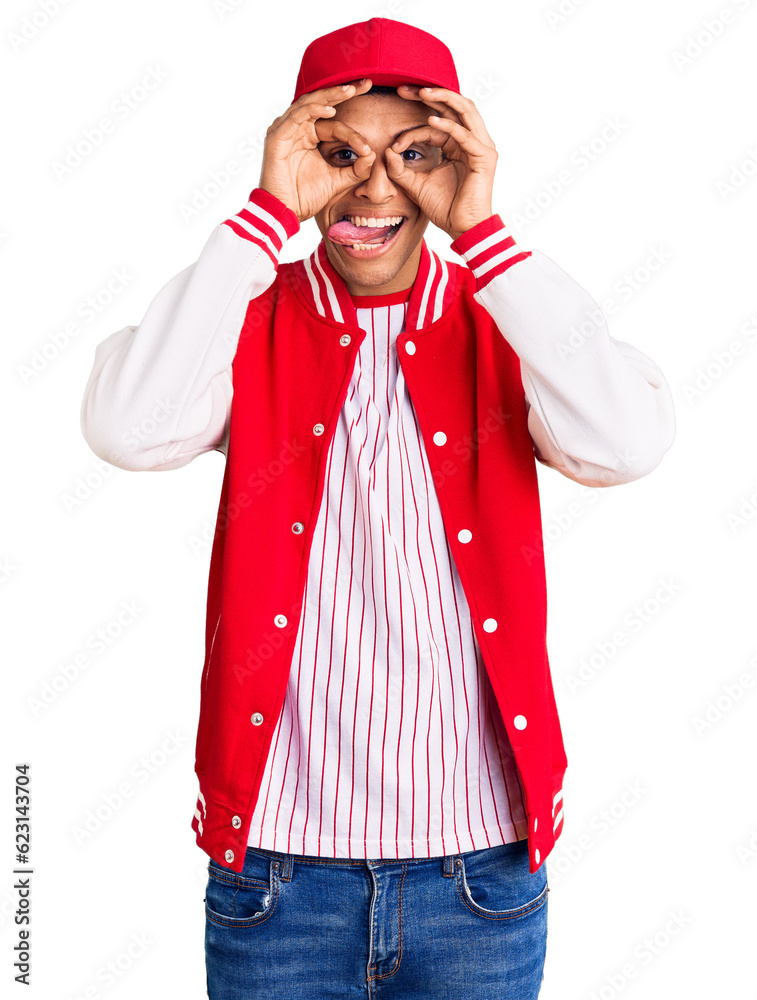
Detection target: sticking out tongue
<box><xmin>327</xmin><ymin>218</ymin><xmax>397</xmax><ymax>245</ymax></box>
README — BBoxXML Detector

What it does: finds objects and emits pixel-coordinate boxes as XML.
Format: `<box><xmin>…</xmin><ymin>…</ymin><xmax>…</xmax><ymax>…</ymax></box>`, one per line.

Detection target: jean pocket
<box><xmin>204</xmin><ymin>849</ymin><xmax>279</xmax><ymax>928</ymax></box>
<box><xmin>455</xmin><ymin>839</ymin><xmax>548</xmax><ymax>920</ymax></box>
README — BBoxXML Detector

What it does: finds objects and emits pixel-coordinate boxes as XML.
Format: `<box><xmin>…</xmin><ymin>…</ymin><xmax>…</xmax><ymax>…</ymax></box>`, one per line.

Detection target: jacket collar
<box><xmin>291</xmin><ymin>237</ymin><xmax>457</xmax><ymax>332</ymax></box>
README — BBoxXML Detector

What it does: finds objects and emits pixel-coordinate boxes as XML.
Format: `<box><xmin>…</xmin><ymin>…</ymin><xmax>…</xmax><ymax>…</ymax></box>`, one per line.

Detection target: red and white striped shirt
<box><xmin>247</xmin><ymin>285</ymin><xmax>528</xmax><ymax>858</ymax></box>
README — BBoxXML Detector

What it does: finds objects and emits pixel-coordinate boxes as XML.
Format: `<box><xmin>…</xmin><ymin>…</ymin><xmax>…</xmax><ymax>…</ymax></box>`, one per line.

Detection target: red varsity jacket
<box><xmin>191</xmin><ymin>233</ymin><xmax>568</xmax><ymax>875</ymax></box>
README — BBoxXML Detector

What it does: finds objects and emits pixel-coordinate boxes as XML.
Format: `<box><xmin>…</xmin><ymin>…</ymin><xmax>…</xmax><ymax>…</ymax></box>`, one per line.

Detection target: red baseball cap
<box><xmin>292</xmin><ymin>17</ymin><xmax>459</xmax><ymax>104</ymax></box>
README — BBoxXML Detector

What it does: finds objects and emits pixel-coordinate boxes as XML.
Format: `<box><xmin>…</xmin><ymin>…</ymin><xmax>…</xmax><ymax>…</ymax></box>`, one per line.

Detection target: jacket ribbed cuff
<box><xmin>222</xmin><ymin>188</ymin><xmax>300</xmax><ymax>268</ymax></box>
<box><xmin>450</xmin><ymin>215</ymin><xmax>531</xmax><ymax>292</ymax></box>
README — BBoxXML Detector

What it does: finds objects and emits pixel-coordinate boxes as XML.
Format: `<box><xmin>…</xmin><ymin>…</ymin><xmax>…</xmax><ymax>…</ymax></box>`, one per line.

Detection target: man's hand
<box><xmin>259</xmin><ymin>80</ymin><xmax>377</xmax><ymax>223</ymax></box>
<box><xmin>385</xmin><ymin>85</ymin><xmax>498</xmax><ymax>241</ymax></box>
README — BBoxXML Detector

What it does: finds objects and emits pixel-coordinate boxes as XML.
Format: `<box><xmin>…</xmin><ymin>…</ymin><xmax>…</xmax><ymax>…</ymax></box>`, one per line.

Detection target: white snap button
<box><xmin>291</xmin><ymin>522</ymin><xmax>305</xmax><ymax>534</ymax></box>
<box><xmin>433</xmin><ymin>431</ymin><xmax>447</xmax><ymax>446</ymax></box>
<box><xmin>458</xmin><ymin>529</ymin><xmax>472</xmax><ymax>543</ymax></box>
<box><xmin>534</xmin><ymin>817</ymin><xmax>538</xmax><ymax>832</ymax></box>
<box><xmin>339</xmin><ymin>334</ymin><xmax>351</xmax><ymax>346</ymax></box>
<box><xmin>514</xmin><ymin>715</ymin><xmax>527</xmax><ymax>729</ymax></box>
<box><xmin>313</xmin><ymin>423</ymin><xmax>324</xmax><ymax>435</ymax></box>
<box><xmin>231</xmin><ymin>815</ymin><xmax>241</xmax><ymax>828</ymax></box>
<box><xmin>274</xmin><ymin>614</ymin><xmax>287</xmax><ymax>627</ymax></box>
<box><xmin>482</xmin><ymin>618</ymin><xmax>497</xmax><ymax>632</ymax></box>
<box><xmin>405</xmin><ymin>341</ymin><xmax>416</xmax><ymax>355</ymax></box>
<box><xmin>250</xmin><ymin>712</ymin><xmax>264</xmax><ymax>726</ymax></box>
<box><xmin>534</xmin><ymin>848</ymin><xmax>540</xmax><ymax>864</ymax></box>
<box><xmin>224</xmin><ymin>849</ymin><xmax>234</xmax><ymax>863</ymax></box>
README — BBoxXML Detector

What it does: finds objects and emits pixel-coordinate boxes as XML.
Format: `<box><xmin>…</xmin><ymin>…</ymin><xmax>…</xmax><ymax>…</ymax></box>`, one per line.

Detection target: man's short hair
<box><xmin>366</xmin><ymin>84</ymin><xmax>401</xmax><ymax>96</ymax></box>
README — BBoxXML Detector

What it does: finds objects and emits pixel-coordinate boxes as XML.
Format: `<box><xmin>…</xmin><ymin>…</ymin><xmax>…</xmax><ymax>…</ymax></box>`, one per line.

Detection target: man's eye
<box><xmin>332</xmin><ymin>148</ymin><xmax>357</xmax><ymax>163</ymax></box>
<box><xmin>327</xmin><ymin>147</ymin><xmax>424</xmax><ymax>164</ymax></box>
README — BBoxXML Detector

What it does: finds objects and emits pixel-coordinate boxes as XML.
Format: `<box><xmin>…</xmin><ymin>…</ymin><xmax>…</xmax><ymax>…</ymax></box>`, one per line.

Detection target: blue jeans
<box><xmin>204</xmin><ymin>837</ymin><xmax>548</xmax><ymax>999</ymax></box>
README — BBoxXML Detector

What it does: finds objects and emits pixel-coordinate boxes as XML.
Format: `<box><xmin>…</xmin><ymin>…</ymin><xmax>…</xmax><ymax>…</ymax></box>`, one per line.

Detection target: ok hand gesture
<box><xmin>259</xmin><ymin>79</ymin><xmax>376</xmax><ymax>223</ymax></box>
<box><xmin>385</xmin><ymin>86</ymin><xmax>498</xmax><ymax>241</ymax></box>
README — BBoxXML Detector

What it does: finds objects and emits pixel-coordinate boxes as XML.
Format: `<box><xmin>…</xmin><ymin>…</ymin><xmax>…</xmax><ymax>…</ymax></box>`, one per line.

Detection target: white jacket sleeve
<box><xmin>450</xmin><ymin>217</ymin><xmax>676</xmax><ymax>487</ymax></box>
<box><xmin>80</xmin><ymin>188</ymin><xmax>300</xmax><ymax>471</ymax></box>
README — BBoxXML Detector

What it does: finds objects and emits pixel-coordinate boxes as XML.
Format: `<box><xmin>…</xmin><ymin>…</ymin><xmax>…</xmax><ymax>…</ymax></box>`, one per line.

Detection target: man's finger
<box><xmin>395</xmin><ymin>85</ymin><xmax>464</xmax><ymax>127</ymax></box>
<box><xmin>384</xmin><ymin>146</ymin><xmax>426</xmax><ymax>197</ymax></box>
<box><xmin>421</xmin><ymin>116</ymin><xmax>496</xmax><ymax>162</ymax></box>
<box><xmin>272</xmin><ymin>102</ymin><xmax>335</xmax><ymax>142</ymax></box>
<box><xmin>406</xmin><ymin>86</ymin><xmax>496</xmax><ymax>148</ymax></box>
<box><xmin>314</xmin><ymin>119</ymin><xmax>372</xmax><ymax>156</ymax></box>
<box><xmin>390</xmin><ymin>123</ymin><xmax>464</xmax><ymax>165</ymax></box>
<box><xmin>294</xmin><ymin>79</ymin><xmax>373</xmax><ymax>108</ymax></box>
<box><xmin>273</xmin><ymin>80</ymin><xmax>374</xmax><ymax>141</ymax></box>
<box><xmin>390</xmin><ymin>123</ymin><xmax>454</xmax><ymax>152</ymax></box>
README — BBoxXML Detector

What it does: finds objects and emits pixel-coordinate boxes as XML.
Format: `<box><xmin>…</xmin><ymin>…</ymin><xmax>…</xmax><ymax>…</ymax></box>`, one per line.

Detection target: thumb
<box><xmin>385</xmin><ymin>147</ymin><xmax>424</xmax><ymax>201</ymax></box>
<box><xmin>332</xmin><ymin>148</ymin><xmax>376</xmax><ymax>196</ymax></box>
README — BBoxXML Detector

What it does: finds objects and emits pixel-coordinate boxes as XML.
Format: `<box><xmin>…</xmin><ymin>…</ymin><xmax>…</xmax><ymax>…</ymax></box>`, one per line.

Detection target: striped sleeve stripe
<box><xmin>222</xmin><ymin>187</ymin><xmax>300</xmax><ymax>267</ymax></box>
<box><xmin>450</xmin><ymin>215</ymin><xmax>531</xmax><ymax>291</ymax></box>
<box><xmin>552</xmin><ymin>787</ymin><xmax>564</xmax><ymax>831</ymax></box>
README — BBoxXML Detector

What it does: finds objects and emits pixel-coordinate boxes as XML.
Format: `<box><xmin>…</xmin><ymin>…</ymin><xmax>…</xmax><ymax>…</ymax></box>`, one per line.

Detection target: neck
<box><xmin>327</xmin><ymin>240</ymin><xmax>423</xmax><ymax>297</ymax></box>
<box><xmin>350</xmin><ymin>285</ymin><xmax>413</xmax><ymax>307</ymax></box>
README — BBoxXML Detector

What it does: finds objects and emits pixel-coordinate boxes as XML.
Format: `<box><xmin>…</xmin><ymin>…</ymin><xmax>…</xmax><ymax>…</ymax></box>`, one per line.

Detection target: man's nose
<box><xmin>355</xmin><ymin>149</ymin><xmax>397</xmax><ymax>201</ymax></box>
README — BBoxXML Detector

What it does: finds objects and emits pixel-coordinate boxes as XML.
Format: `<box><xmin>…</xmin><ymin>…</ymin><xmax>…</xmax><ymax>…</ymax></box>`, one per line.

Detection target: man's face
<box><xmin>314</xmin><ymin>92</ymin><xmax>441</xmax><ymax>296</ymax></box>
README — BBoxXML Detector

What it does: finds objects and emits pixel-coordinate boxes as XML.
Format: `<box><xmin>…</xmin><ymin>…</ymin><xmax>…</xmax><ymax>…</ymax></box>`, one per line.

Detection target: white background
<box><xmin>3</xmin><ymin>0</ymin><xmax>756</xmax><ymax>997</ymax></box>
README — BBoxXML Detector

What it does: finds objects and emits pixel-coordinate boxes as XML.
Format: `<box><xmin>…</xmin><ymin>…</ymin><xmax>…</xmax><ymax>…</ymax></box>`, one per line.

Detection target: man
<box><xmin>81</xmin><ymin>17</ymin><xmax>675</xmax><ymax>999</ymax></box>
